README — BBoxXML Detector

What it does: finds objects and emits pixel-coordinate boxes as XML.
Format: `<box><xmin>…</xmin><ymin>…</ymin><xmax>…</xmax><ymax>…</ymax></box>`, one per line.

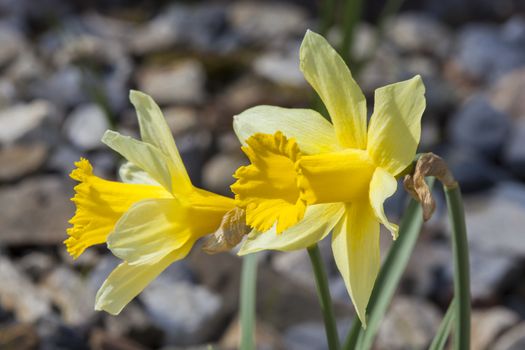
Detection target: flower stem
<box><xmin>240</xmin><ymin>254</ymin><xmax>258</xmax><ymax>350</ymax></box>
<box><xmin>307</xmin><ymin>244</ymin><xmax>340</xmax><ymax>350</ymax></box>
<box><xmin>444</xmin><ymin>185</ymin><xmax>471</xmax><ymax>350</ymax></box>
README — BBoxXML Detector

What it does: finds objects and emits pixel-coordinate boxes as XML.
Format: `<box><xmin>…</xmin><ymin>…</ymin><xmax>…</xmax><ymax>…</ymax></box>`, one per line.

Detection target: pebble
<box><xmin>253</xmin><ymin>46</ymin><xmax>306</xmax><ymax>87</ymax></box>
<box><xmin>0</xmin><ymin>23</ymin><xmax>26</xmax><ymax>67</ymax></box>
<box><xmin>0</xmin><ymin>256</ymin><xmax>51</xmax><ymax>322</ymax></box>
<box><xmin>283</xmin><ymin>319</ymin><xmax>350</xmax><ymax>350</ymax></box>
<box><xmin>0</xmin><ymin>143</ymin><xmax>47</xmax><ymax>181</ymax></box>
<box><xmin>0</xmin><ymin>100</ymin><xmax>57</xmax><ymax>145</ymax></box>
<box><xmin>503</xmin><ymin>119</ymin><xmax>525</xmax><ymax>178</ymax></box>
<box><xmin>141</xmin><ymin>280</ymin><xmax>222</xmax><ymax>346</ymax></box>
<box><xmin>0</xmin><ymin>323</ymin><xmax>39</xmax><ymax>350</ymax></box>
<box><xmin>447</xmin><ymin>95</ymin><xmax>511</xmax><ymax>158</ymax></box>
<box><xmin>472</xmin><ymin>307</ymin><xmax>519</xmax><ymax>350</ymax></box>
<box><xmin>202</xmin><ymin>152</ymin><xmax>246</xmax><ymax>196</ymax></box>
<box><xmin>137</xmin><ymin>60</ymin><xmax>206</xmax><ymax>105</ymax></box>
<box><xmin>63</xmin><ymin>103</ymin><xmax>110</xmax><ymax>151</ymax></box>
<box><xmin>493</xmin><ymin>322</ymin><xmax>525</xmax><ymax>350</ymax></box>
<box><xmin>0</xmin><ymin>176</ymin><xmax>73</xmax><ymax>246</ymax></box>
<box><xmin>376</xmin><ymin>297</ymin><xmax>441</xmax><ymax>350</ymax></box>
<box><xmin>489</xmin><ymin>67</ymin><xmax>525</xmax><ymax>119</ymax></box>
<box><xmin>29</xmin><ymin>66</ymin><xmax>86</xmax><ymax>109</ymax></box>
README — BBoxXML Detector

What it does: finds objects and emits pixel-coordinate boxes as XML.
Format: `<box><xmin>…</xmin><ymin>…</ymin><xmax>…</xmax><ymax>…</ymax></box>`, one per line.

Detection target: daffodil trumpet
<box><xmin>65</xmin><ymin>91</ymin><xmax>234</xmax><ymax>315</ymax></box>
<box><xmin>231</xmin><ymin>30</ymin><xmax>426</xmax><ymax>325</ymax></box>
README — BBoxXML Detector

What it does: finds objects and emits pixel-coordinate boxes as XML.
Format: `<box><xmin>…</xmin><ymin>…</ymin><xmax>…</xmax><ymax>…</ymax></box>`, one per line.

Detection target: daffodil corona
<box><xmin>66</xmin><ymin>91</ymin><xmax>234</xmax><ymax>315</ymax></box>
<box><xmin>231</xmin><ymin>30</ymin><xmax>426</xmax><ymax>325</ymax></box>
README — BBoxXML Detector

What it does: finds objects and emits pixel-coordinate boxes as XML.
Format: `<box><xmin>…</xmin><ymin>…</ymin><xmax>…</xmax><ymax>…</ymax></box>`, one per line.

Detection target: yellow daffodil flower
<box><xmin>231</xmin><ymin>30</ymin><xmax>426</xmax><ymax>325</ymax></box>
<box><xmin>65</xmin><ymin>91</ymin><xmax>234</xmax><ymax>315</ymax></box>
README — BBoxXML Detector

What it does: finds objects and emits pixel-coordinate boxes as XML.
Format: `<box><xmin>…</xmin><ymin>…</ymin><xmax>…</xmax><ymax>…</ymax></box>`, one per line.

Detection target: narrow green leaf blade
<box><xmin>429</xmin><ymin>300</ymin><xmax>456</xmax><ymax>350</ymax></box>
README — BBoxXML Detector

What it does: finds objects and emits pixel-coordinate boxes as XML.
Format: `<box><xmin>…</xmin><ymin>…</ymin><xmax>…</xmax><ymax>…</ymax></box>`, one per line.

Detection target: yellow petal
<box><xmin>300</xmin><ymin>30</ymin><xmax>367</xmax><ymax>149</ymax></box>
<box><xmin>231</xmin><ymin>132</ymin><xmax>307</xmax><ymax>233</ymax></box>
<box><xmin>95</xmin><ymin>242</ymin><xmax>193</xmax><ymax>315</ymax></box>
<box><xmin>367</xmin><ymin>75</ymin><xmax>426</xmax><ymax>175</ymax></box>
<box><xmin>233</xmin><ymin>105</ymin><xmax>340</xmax><ymax>155</ymax></box>
<box><xmin>108</xmin><ymin>195</ymin><xmax>233</xmax><ymax>265</ymax></box>
<box><xmin>238</xmin><ymin>203</ymin><xmax>345</xmax><ymax>254</ymax></box>
<box><xmin>332</xmin><ymin>203</ymin><xmax>380</xmax><ymax>327</ymax></box>
<box><xmin>130</xmin><ymin>90</ymin><xmax>192</xmax><ymax>189</ymax></box>
<box><xmin>102</xmin><ymin>130</ymin><xmax>190</xmax><ymax>194</ymax></box>
<box><xmin>65</xmin><ymin>158</ymin><xmax>170</xmax><ymax>259</ymax></box>
<box><xmin>298</xmin><ymin>149</ymin><xmax>375</xmax><ymax>204</ymax></box>
<box><xmin>369</xmin><ymin>167</ymin><xmax>399</xmax><ymax>239</ymax></box>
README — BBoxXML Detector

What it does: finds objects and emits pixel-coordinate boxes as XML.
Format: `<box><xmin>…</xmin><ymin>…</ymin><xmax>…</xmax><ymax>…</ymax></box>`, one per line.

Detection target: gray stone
<box><xmin>18</xmin><ymin>252</ymin><xmax>56</xmax><ymax>281</ymax></box>
<box><xmin>386</xmin><ymin>12</ymin><xmax>452</xmax><ymax>58</ymax></box>
<box><xmin>0</xmin><ymin>176</ymin><xmax>73</xmax><ymax>245</ymax></box>
<box><xmin>163</xmin><ymin>107</ymin><xmax>198</xmax><ymax>136</ymax></box>
<box><xmin>229</xmin><ymin>2</ymin><xmax>308</xmax><ymax>44</ymax></box>
<box><xmin>47</xmin><ymin>145</ymin><xmax>82</xmax><ymax>175</ymax></box>
<box><xmin>0</xmin><ymin>256</ymin><xmax>51</xmax><ymax>322</ymax></box>
<box><xmin>64</xmin><ymin>104</ymin><xmax>109</xmax><ymax>150</ymax></box>
<box><xmin>284</xmin><ymin>319</ymin><xmax>350</xmax><ymax>350</ymax></box>
<box><xmin>493</xmin><ymin>322</ymin><xmax>525</xmax><ymax>350</ymax></box>
<box><xmin>137</xmin><ymin>60</ymin><xmax>206</xmax><ymax>105</ymax></box>
<box><xmin>88</xmin><ymin>254</ymin><xmax>120</xmax><ymax>294</ymax></box>
<box><xmin>0</xmin><ymin>143</ymin><xmax>47</xmax><ymax>181</ymax></box>
<box><xmin>472</xmin><ymin>307</ymin><xmax>519</xmax><ymax>350</ymax></box>
<box><xmin>376</xmin><ymin>297</ymin><xmax>441</xmax><ymax>350</ymax></box>
<box><xmin>455</xmin><ymin>22</ymin><xmax>525</xmax><ymax>82</ymax></box>
<box><xmin>489</xmin><ymin>67</ymin><xmax>525</xmax><ymax>119</ymax></box>
<box><xmin>0</xmin><ymin>100</ymin><xmax>57</xmax><ymax>146</ymax></box>
<box><xmin>272</xmin><ymin>250</ymin><xmax>315</xmax><ymax>290</ymax></box>
<box><xmin>36</xmin><ymin>315</ymin><xmax>88</xmax><ymax>350</ymax></box>
<box><xmin>253</xmin><ymin>45</ymin><xmax>306</xmax><ymax>87</ymax></box>
<box><xmin>0</xmin><ymin>23</ymin><xmax>26</xmax><ymax>68</ymax></box>
<box><xmin>503</xmin><ymin>119</ymin><xmax>525</xmax><ymax>177</ymax></box>
<box><xmin>447</xmin><ymin>95</ymin><xmax>511</xmax><ymax>158</ymax></box>
<box><xmin>30</xmin><ymin>66</ymin><xmax>86</xmax><ymax>108</ymax></box>
<box><xmin>350</xmin><ymin>23</ymin><xmax>377</xmax><ymax>62</ymax></box>
<box><xmin>463</xmin><ymin>182</ymin><xmax>525</xmax><ymax>257</ymax></box>
<box><xmin>141</xmin><ymin>280</ymin><xmax>222</xmax><ymax>345</ymax></box>
<box><xmin>41</xmin><ymin>267</ymin><xmax>96</xmax><ymax>326</ymax></box>
<box><xmin>202</xmin><ymin>153</ymin><xmax>246</xmax><ymax>196</ymax></box>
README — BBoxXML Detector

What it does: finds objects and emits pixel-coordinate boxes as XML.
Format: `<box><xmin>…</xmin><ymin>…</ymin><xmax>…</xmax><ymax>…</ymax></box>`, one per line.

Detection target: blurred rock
<box><xmin>130</xmin><ymin>4</ymin><xmax>229</xmax><ymax>55</ymax></box>
<box><xmin>202</xmin><ymin>152</ymin><xmax>246</xmax><ymax>196</ymax></box>
<box><xmin>88</xmin><ymin>255</ymin><xmax>120</xmax><ymax>293</ymax></box>
<box><xmin>0</xmin><ymin>22</ymin><xmax>26</xmax><ymax>68</ymax></box>
<box><xmin>350</xmin><ymin>23</ymin><xmax>377</xmax><ymax>62</ymax></box>
<box><xmin>489</xmin><ymin>67</ymin><xmax>525</xmax><ymax>119</ymax></box>
<box><xmin>137</xmin><ymin>60</ymin><xmax>205</xmax><ymax>105</ymax></box>
<box><xmin>0</xmin><ymin>323</ymin><xmax>39</xmax><ymax>350</ymax></box>
<box><xmin>0</xmin><ymin>143</ymin><xmax>47</xmax><ymax>181</ymax></box>
<box><xmin>0</xmin><ymin>176</ymin><xmax>73</xmax><ymax>245</ymax></box>
<box><xmin>253</xmin><ymin>46</ymin><xmax>305</xmax><ymax>87</ymax></box>
<box><xmin>283</xmin><ymin>319</ymin><xmax>350</xmax><ymax>350</ymax></box>
<box><xmin>29</xmin><ymin>66</ymin><xmax>86</xmax><ymax>109</ymax></box>
<box><xmin>376</xmin><ymin>297</ymin><xmax>441</xmax><ymax>350</ymax></box>
<box><xmin>163</xmin><ymin>107</ymin><xmax>198</xmax><ymax>135</ymax></box>
<box><xmin>64</xmin><ymin>104</ymin><xmax>110</xmax><ymax>151</ymax></box>
<box><xmin>493</xmin><ymin>322</ymin><xmax>525</xmax><ymax>350</ymax></box>
<box><xmin>0</xmin><ymin>100</ymin><xmax>57</xmax><ymax>146</ymax></box>
<box><xmin>89</xmin><ymin>329</ymin><xmax>148</xmax><ymax>350</ymax></box>
<box><xmin>271</xmin><ymin>250</ymin><xmax>315</xmax><ymax>290</ymax></box>
<box><xmin>229</xmin><ymin>2</ymin><xmax>308</xmax><ymax>44</ymax></box>
<box><xmin>47</xmin><ymin>145</ymin><xmax>82</xmax><ymax>176</ymax></box>
<box><xmin>454</xmin><ymin>21</ymin><xmax>525</xmax><ymax>82</ymax></box>
<box><xmin>18</xmin><ymin>252</ymin><xmax>56</xmax><ymax>282</ymax></box>
<box><xmin>447</xmin><ymin>95</ymin><xmax>511</xmax><ymax>158</ymax></box>
<box><xmin>36</xmin><ymin>315</ymin><xmax>88</xmax><ymax>350</ymax></box>
<box><xmin>220</xmin><ymin>317</ymin><xmax>284</xmax><ymax>350</ymax></box>
<box><xmin>472</xmin><ymin>307</ymin><xmax>519</xmax><ymax>350</ymax></box>
<box><xmin>386</xmin><ymin>12</ymin><xmax>452</xmax><ymax>58</ymax></box>
<box><xmin>141</xmin><ymin>280</ymin><xmax>222</xmax><ymax>346</ymax></box>
<box><xmin>503</xmin><ymin>119</ymin><xmax>525</xmax><ymax>178</ymax></box>
<box><xmin>463</xmin><ymin>182</ymin><xmax>525</xmax><ymax>257</ymax></box>
<box><xmin>0</xmin><ymin>256</ymin><xmax>51</xmax><ymax>322</ymax></box>
<box><xmin>41</xmin><ymin>267</ymin><xmax>96</xmax><ymax>326</ymax></box>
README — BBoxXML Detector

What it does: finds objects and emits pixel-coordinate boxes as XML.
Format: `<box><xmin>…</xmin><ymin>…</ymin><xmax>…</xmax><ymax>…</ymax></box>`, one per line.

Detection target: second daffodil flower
<box><xmin>65</xmin><ymin>91</ymin><xmax>234</xmax><ymax>315</ymax></box>
<box><xmin>231</xmin><ymin>30</ymin><xmax>426</xmax><ymax>325</ymax></box>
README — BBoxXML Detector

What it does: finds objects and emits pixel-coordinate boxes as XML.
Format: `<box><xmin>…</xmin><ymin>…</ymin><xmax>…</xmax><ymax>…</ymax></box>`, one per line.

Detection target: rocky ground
<box><xmin>1</xmin><ymin>0</ymin><xmax>525</xmax><ymax>349</ymax></box>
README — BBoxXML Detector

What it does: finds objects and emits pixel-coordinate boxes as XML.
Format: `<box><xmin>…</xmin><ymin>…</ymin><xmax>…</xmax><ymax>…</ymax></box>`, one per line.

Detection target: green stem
<box><xmin>240</xmin><ymin>254</ymin><xmax>258</xmax><ymax>350</ymax></box>
<box><xmin>444</xmin><ymin>186</ymin><xmax>471</xmax><ymax>350</ymax></box>
<box><xmin>340</xmin><ymin>0</ymin><xmax>363</xmax><ymax>65</ymax></box>
<box><xmin>429</xmin><ymin>299</ymin><xmax>456</xmax><ymax>350</ymax></box>
<box><xmin>307</xmin><ymin>244</ymin><xmax>340</xmax><ymax>350</ymax></box>
<box><xmin>320</xmin><ymin>0</ymin><xmax>336</xmax><ymax>36</ymax></box>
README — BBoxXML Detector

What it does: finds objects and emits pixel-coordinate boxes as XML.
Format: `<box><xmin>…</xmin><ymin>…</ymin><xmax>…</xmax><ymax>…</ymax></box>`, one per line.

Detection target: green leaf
<box><xmin>239</xmin><ymin>254</ymin><xmax>258</xmax><ymax>350</ymax></box>
<box><xmin>429</xmin><ymin>300</ymin><xmax>456</xmax><ymax>350</ymax></box>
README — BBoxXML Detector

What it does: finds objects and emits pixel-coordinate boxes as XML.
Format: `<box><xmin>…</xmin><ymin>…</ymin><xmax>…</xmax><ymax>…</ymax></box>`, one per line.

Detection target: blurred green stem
<box><xmin>340</xmin><ymin>0</ymin><xmax>363</xmax><ymax>65</ymax></box>
<box><xmin>445</xmin><ymin>185</ymin><xmax>471</xmax><ymax>350</ymax></box>
<box><xmin>320</xmin><ymin>0</ymin><xmax>336</xmax><ymax>36</ymax></box>
<box><xmin>240</xmin><ymin>254</ymin><xmax>258</xmax><ymax>350</ymax></box>
<box><xmin>307</xmin><ymin>244</ymin><xmax>340</xmax><ymax>350</ymax></box>
<box><xmin>429</xmin><ymin>299</ymin><xmax>456</xmax><ymax>350</ymax></box>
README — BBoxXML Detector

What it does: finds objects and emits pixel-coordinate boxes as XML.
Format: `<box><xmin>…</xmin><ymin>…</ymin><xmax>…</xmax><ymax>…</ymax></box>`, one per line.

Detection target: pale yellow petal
<box><xmin>233</xmin><ymin>105</ymin><xmax>339</xmax><ymax>155</ymax></box>
<box><xmin>119</xmin><ymin>161</ymin><xmax>160</xmax><ymax>185</ymax></box>
<box><xmin>129</xmin><ymin>90</ymin><xmax>192</xmax><ymax>189</ymax></box>
<box><xmin>95</xmin><ymin>242</ymin><xmax>193</xmax><ymax>315</ymax></box>
<box><xmin>107</xmin><ymin>199</ymin><xmax>192</xmax><ymax>265</ymax></box>
<box><xmin>369</xmin><ymin>167</ymin><xmax>399</xmax><ymax>239</ymax></box>
<box><xmin>65</xmin><ymin>158</ymin><xmax>170</xmax><ymax>259</ymax></box>
<box><xmin>367</xmin><ymin>75</ymin><xmax>426</xmax><ymax>175</ymax></box>
<box><xmin>300</xmin><ymin>30</ymin><xmax>367</xmax><ymax>149</ymax></box>
<box><xmin>331</xmin><ymin>203</ymin><xmax>380</xmax><ymax>327</ymax></box>
<box><xmin>239</xmin><ymin>203</ymin><xmax>345</xmax><ymax>254</ymax></box>
<box><xmin>102</xmin><ymin>130</ymin><xmax>190</xmax><ymax>194</ymax></box>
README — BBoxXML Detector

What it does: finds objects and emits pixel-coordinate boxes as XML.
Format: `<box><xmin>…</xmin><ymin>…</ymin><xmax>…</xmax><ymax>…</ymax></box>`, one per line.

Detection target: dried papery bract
<box><xmin>202</xmin><ymin>207</ymin><xmax>250</xmax><ymax>254</ymax></box>
<box><xmin>403</xmin><ymin>152</ymin><xmax>458</xmax><ymax>221</ymax></box>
